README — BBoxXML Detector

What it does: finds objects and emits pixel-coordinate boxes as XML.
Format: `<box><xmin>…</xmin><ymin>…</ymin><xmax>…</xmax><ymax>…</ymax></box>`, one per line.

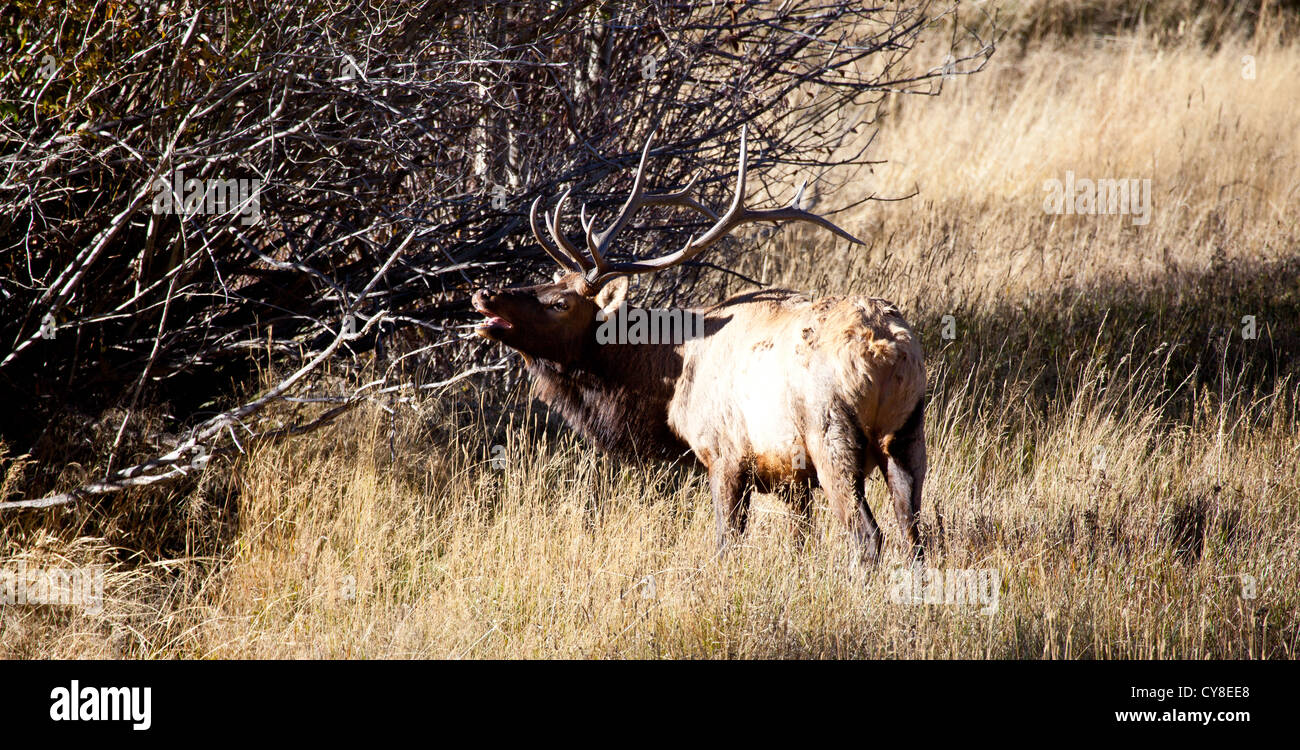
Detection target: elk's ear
<box><xmin>594</xmin><ymin>276</ymin><xmax>629</xmax><ymax>320</ymax></box>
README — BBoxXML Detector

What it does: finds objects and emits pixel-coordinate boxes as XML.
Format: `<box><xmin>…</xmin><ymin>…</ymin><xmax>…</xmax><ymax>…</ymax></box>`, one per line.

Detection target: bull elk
<box><xmin>472</xmin><ymin>127</ymin><xmax>926</xmax><ymax>562</ymax></box>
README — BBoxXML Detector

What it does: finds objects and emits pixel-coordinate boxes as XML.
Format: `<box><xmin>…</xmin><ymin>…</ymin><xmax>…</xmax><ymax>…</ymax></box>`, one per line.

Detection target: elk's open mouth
<box><xmin>472</xmin><ymin>297</ymin><xmax>513</xmax><ymax>335</ymax></box>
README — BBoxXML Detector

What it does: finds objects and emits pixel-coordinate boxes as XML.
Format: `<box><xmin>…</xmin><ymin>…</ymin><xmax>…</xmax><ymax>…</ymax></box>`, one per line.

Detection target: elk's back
<box><xmin>667</xmin><ymin>288</ymin><xmax>925</xmax><ymax>478</ymax></box>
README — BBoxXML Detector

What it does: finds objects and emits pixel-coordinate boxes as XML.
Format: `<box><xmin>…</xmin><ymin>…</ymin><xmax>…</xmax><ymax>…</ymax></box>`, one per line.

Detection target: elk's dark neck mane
<box><xmin>526</xmin><ymin>333</ymin><xmax>689</xmax><ymax>460</ymax></box>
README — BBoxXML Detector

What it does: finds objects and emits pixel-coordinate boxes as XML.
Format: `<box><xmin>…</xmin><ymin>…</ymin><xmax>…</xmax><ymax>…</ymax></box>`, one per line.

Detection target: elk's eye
<box><xmin>549</xmin><ymin>300</ymin><xmax>569</xmax><ymax>311</ymax></box>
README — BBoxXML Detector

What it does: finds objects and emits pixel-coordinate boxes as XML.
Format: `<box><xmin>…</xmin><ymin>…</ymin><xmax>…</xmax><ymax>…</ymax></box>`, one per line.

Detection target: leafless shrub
<box><xmin>0</xmin><ymin>0</ymin><xmax>992</xmax><ymax>508</ymax></box>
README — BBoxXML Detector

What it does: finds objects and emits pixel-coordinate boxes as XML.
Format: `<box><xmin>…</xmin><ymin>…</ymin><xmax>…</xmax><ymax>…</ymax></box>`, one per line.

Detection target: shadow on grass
<box><xmin>916</xmin><ymin>252</ymin><xmax>1300</xmax><ymax>423</ymax></box>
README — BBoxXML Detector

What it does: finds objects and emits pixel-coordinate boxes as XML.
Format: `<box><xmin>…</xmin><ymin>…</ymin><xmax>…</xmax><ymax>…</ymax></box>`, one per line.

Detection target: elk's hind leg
<box><xmin>810</xmin><ymin>412</ymin><xmax>882</xmax><ymax>564</ymax></box>
<box><xmin>784</xmin><ymin>478</ymin><xmax>816</xmax><ymax>550</ymax></box>
<box><xmin>709</xmin><ymin>462</ymin><xmax>751</xmax><ymax>554</ymax></box>
<box><xmin>884</xmin><ymin>398</ymin><xmax>927</xmax><ymax>560</ymax></box>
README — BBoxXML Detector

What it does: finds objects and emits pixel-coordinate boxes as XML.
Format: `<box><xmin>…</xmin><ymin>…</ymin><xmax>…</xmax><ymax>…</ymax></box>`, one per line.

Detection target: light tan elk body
<box><xmin>473</xmin><ymin>128</ymin><xmax>926</xmax><ymax>561</ymax></box>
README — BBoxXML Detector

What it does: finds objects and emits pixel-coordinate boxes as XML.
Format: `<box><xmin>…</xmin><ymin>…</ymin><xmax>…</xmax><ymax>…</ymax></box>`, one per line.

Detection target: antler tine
<box><xmin>529</xmin><ymin>195</ymin><xmax>580</xmax><ymax>272</ymax></box>
<box><xmin>583</xmin><ymin>128</ymin><xmax>660</xmax><ymax>274</ymax></box>
<box><xmin>643</xmin><ymin>172</ymin><xmax>719</xmax><ymax>221</ymax></box>
<box><xmin>587</xmin><ymin>125</ymin><xmax>864</xmax><ymax>287</ymax></box>
<box><xmin>579</xmin><ymin>203</ymin><xmax>597</xmax><ymax>248</ymax></box>
<box><xmin>685</xmin><ymin>125</ymin><xmax>866</xmax><ymax>247</ymax></box>
<box><xmin>545</xmin><ymin>187</ymin><xmax>593</xmax><ymax>271</ymax></box>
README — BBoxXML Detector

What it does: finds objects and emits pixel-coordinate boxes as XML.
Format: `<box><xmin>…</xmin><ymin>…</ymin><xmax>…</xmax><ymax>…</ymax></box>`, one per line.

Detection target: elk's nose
<box><xmin>473</xmin><ymin>288</ymin><xmax>495</xmax><ymax>307</ymax></box>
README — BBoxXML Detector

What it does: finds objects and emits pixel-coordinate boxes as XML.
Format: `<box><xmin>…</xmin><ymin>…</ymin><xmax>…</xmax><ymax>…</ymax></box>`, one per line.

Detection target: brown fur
<box><xmin>526</xmin><ymin>342</ymin><xmax>689</xmax><ymax>459</ymax></box>
<box><xmin>473</xmin><ymin>272</ymin><xmax>927</xmax><ymax>561</ymax></box>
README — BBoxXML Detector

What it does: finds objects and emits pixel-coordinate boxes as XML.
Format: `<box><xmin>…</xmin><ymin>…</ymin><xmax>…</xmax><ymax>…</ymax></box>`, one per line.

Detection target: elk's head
<box><xmin>473</xmin><ymin>126</ymin><xmax>862</xmax><ymax>365</ymax></box>
<box><xmin>472</xmin><ymin>272</ymin><xmax>627</xmax><ymax>365</ymax></box>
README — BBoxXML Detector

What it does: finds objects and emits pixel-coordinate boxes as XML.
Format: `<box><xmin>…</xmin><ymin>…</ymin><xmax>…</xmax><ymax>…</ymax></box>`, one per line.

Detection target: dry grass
<box><xmin>5</xmin><ymin>13</ymin><xmax>1300</xmax><ymax>658</ymax></box>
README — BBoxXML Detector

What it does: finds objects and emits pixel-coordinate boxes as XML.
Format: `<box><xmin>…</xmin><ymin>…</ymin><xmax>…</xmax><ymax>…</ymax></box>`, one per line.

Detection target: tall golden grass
<box><xmin>4</xmin><ymin>15</ymin><xmax>1299</xmax><ymax>658</ymax></box>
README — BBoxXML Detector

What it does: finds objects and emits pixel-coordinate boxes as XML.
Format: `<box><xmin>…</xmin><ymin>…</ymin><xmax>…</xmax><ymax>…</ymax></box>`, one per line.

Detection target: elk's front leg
<box><xmin>709</xmin><ymin>462</ymin><xmax>750</xmax><ymax>553</ymax></box>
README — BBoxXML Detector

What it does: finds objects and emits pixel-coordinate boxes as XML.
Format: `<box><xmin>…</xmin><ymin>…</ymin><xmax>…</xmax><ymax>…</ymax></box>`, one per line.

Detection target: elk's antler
<box><xmin>529</xmin><ymin>188</ymin><xmax>588</xmax><ymax>272</ymax></box>
<box><xmin>529</xmin><ymin>126</ymin><xmax>863</xmax><ymax>287</ymax></box>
